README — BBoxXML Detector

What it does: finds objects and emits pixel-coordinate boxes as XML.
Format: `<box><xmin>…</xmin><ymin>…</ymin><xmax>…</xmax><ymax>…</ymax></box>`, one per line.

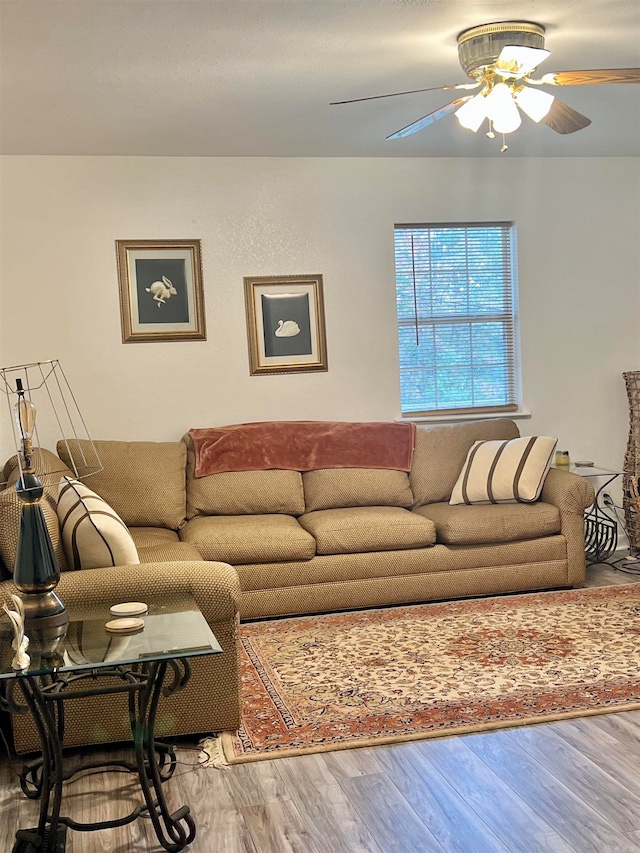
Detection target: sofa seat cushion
<box><xmin>130</xmin><ymin>527</ymin><xmax>204</xmax><ymax>561</ymax></box>
<box><xmin>413</xmin><ymin>501</ymin><xmax>561</xmax><ymax>546</ymax></box>
<box><xmin>129</xmin><ymin>527</ymin><xmax>180</xmax><ymax>548</ymax></box>
<box><xmin>298</xmin><ymin>507</ymin><xmax>436</xmax><ymax>556</ymax></box>
<box><xmin>303</xmin><ymin>469</ymin><xmax>414</xmax><ymax>511</ymax></box>
<box><xmin>180</xmin><ymin>515</ymin><xmax>316</xmax><ymax>565</ymax></box>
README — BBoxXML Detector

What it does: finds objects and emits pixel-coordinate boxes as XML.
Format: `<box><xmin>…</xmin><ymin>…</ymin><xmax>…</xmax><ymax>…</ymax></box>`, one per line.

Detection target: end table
<box><xmin>0</xmin><ymin>595</ymin><xmax>221</xmax><ymax>853</ymax></box>
<box><xmin>570</xmin><ymin>463</ymin><xmax>623</xmax><ymax>565</ymax></box>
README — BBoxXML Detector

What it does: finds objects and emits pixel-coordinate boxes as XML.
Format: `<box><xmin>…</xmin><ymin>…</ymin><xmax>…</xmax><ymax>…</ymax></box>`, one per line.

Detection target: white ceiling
<box><xmin>1</xmin><ymin>0</ymin><xmax>639</xmax><ymax>158</ymax></box>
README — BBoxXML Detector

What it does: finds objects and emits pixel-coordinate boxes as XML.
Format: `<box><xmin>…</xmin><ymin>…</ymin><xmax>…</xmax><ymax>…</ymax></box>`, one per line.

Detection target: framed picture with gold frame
<box><xmin>116</xmin><ymin>239</ymin><xmax>206</xmax><ymax>343</ymax></box>
<box><xmin>244</xmin><ymin>274</ymin><xmax>328</xmax><ymax>375</ymax></box>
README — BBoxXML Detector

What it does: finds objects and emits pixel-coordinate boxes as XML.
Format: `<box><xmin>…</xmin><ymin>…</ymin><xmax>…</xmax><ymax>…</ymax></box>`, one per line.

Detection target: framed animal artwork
<box><xmin>115</xmin><ymin>239</ymin><xmax>206</xmax><ymax>343</ymax></box>
<box><xmin>244</xmin><ymin>274</ymin><xmax>328</xmax><ymax>375</ymax></box>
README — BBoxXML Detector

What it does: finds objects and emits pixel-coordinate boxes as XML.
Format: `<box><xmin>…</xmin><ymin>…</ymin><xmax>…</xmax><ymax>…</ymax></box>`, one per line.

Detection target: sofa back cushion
<box><xmin>3</xmin><ymin>447</ymin><xmax>72</xmax><ymax>488</ymax></box>
<box><xmin>303</xmin><ymin>469</ymin><xmax>414</xmax><ymax>511</ymax></box>
<box><xmin>410</xmin><ymin>419</ymin><xmax>521</xmax><ymax>507</ymax></box>
<box><xmin>57</xmin><ymin>439</ymin><xmax>186</xmax><ymax>529</ymax></box>
<box><xmin>183</xmin><ymin>434</ymin><xmax>304</xmax><ymax>518</ymax></box>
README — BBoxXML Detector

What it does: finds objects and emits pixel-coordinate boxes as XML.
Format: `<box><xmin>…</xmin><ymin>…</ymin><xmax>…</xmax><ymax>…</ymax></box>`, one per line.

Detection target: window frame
<box><xmin>394</xmin><ymin>221</ymin><xmax>521</xmax><ymax>419</ymax></box>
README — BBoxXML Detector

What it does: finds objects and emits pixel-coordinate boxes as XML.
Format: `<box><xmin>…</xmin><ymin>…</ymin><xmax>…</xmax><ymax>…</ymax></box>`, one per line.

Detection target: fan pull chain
<box><xmin>486</xmin><ymin>119</ymin><xmax>495</xmax><ymax>139</ymax></box>
<box><xmin>501</xmin><ymin>134</ymin><xmax>509</xmax><ymax>153</ymax></box>
<box><xmin>411</xmin><ymin>235</ymin><xmax>419</xmax><ymax>345</ymax></box>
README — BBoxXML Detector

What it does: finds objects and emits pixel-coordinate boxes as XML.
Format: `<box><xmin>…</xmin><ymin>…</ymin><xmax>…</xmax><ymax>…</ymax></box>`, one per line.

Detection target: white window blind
<box><xmin>394</xmin><ymin>222</ymin><xmax>519</xmax><ymax>417</ymax></box>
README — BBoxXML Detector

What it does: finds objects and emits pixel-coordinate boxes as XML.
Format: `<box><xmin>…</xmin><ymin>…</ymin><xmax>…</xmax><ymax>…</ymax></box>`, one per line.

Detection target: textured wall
<box><xmin>0</xmin><ymin>156</ymin><xmax>638</xmax><ymax>484</ymax></box>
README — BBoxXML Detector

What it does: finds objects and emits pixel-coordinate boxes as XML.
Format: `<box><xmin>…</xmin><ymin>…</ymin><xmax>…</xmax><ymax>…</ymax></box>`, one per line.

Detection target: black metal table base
<box><xmin>2</xmin><ymin>659</ymin><xmax>195</xmax><ymax>853</ymax></box>
<box><xmin>584</xmin><ymin>473</ymin><xmax>622</xmax><ymax>567</ymax></box>
<box><xmin>13</xmin><ymin>826</ymin><xmax>67</xmax><ymax>853</ymax></box>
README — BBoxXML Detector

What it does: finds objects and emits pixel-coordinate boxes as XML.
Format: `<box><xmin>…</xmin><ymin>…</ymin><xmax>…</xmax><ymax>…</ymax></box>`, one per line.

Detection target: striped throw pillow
<box><xmin>449</xmin><ymin>436</ymin><xmax>558</xmax><ymax>505</ymax></box>
<box><xmin>57</xmin><ymin>477</ymin><xmax>140</xmax><ymax>570</ymax></box>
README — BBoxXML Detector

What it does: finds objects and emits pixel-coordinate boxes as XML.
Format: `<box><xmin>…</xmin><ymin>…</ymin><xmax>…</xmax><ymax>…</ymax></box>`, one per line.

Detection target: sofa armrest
<box><xmin>1</xmin><ymin>561</ymin><xmax>243</xmax><ymax>752</ymax></box>
<box><xmin>0</xmin><ymin>560</ymin><xmax>241</xmax><ymax>626</ymax></box>
<box><xmin>541</xmin><ymin>467</ymin><xmax>595</xmax><ymax>514</ymax></box>
<box><xmin>541</xmin><ymin>469</ymin><xmax>595</xmax><ymax>586</ymax></box>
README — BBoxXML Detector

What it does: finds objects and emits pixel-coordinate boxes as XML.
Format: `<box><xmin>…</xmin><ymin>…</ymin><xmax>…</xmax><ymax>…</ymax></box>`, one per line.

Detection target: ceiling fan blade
<box><xmin>330</xmin><ymin>82</ymin><xmax>479</xmax><ymax>106</ymax></box>
<box><xmin>539</xmin><ymin>98</ymin><xmax>591</xmax><ymax>134</ymax></box>
<box><xmin>386</xmin><ymin>96</ymin><xmax>473</xmax><ymax>139</ymax></box>
<box><xmin>536</xmin><ymin>68</ymin><xmax>640</xmax><ymax>86</ymax></box>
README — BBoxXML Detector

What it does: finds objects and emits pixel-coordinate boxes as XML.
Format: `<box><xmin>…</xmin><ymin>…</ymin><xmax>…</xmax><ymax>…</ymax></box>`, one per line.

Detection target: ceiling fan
<box><xmin>331</xmin><ymin>21</ymin><xmax>640</xmax><ymax>151</ymax></box>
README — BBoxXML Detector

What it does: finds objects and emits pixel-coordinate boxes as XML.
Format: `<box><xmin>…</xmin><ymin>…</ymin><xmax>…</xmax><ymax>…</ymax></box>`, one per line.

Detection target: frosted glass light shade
<box><xmin>495</xmin><ymin>46</ymin><xmax>550</xmax><ymax>78</ymax></box>
<box><xmin>484</xmin><ymin>84</ymin><xmax>522</xmax><ymax>133</ymax></box>
<box><xmin>455</xmin><ymin>93</ymin><xmax>488</xmax><ymax>132</ymax></box>
<box><xmin>515</xmin><ymin>86</ymin><xmax>554</xmax><ymax>121</ymax></box>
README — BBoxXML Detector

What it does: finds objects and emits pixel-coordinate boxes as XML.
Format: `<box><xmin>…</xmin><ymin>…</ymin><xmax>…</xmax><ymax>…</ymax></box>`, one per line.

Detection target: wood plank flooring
<box><xmin>2</xmin><ymin>562</ymin><xmax>640</xmax><ymax>852</ymax></box>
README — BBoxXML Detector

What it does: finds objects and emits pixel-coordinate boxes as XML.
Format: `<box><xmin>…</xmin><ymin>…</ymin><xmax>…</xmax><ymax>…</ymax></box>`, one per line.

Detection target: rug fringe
<box><xmin>198</xmin><ymin>735</ymin><xmax>230</xmax><ymax>770</ymax></box>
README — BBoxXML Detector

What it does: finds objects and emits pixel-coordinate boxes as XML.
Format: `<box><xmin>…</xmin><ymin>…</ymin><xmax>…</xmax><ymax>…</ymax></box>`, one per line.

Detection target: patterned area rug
<box><xmin>216</xmin><ymin>584</ymin><xmax>640</xmax><ymax>764</ymax></box>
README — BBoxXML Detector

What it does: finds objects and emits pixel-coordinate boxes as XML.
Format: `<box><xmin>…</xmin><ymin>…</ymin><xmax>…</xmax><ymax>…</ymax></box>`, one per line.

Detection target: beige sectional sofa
<box><xmin>0</xmin><ymin>417</ymin><xmax>594</xmax><ymax>750</ymax></box>
<box><xmin>183</xmin><ymin>418</ymin><xmax>593</xmax><ymax>619</ymax></box>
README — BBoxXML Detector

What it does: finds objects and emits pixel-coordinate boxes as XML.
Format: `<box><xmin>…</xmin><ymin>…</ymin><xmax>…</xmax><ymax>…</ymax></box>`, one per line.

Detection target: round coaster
<box><xmin>105</xmin><ymin>617</ymin><xmax>145</xmax><ymax>634</ymax></box>
<box><xmin>109</xmin><ymin>602</ymin><xmax>148</xmax><ymax>617</ymax></box>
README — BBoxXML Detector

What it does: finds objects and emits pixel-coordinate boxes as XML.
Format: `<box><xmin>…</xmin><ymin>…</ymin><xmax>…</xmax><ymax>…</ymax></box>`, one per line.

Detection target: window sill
<box><xmin>395</xmin><ymin>409</ymin><xmax>532</xmax><ymax>425</ymax></box>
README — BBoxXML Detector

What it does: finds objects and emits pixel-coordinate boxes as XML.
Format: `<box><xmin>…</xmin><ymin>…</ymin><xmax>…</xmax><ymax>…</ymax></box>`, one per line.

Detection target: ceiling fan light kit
<box><xmin>455</xmin><ymin>23</ymin><xmax>551</xmax><ymax>144</ymax></box>
<box><xmin>456</xmin><ymin>21</ymin><xmax>546</xmax><ymax>78</ymax></box>
<box><xmin>454</xmin><ymin>93</ymin><xmax>488</xmax><ymax>132</ymax></box>
<box><xmin>331</xmin><ymin>20</ymin><xmax>640</xmax><ymax>152</ymax></box>
<box><xmin>482</xmin><ymin>82</ymin><xmax>523</xmax><ymax>134</ymax></box>
<box><xmin>514</xmin><ymin>86</ymin><xmax>555</xmax><ymax>122</ymax></box>
<box><xmin>494</xmin><ymin>46</ymin><xmax>551</xmax><ymax>80</ymax></box>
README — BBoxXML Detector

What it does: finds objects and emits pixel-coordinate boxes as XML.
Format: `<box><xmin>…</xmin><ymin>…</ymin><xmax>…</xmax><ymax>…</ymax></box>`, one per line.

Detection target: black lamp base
<box><xmin>20</xmin><ymin>590</ymin><xmax>68</xmax><ymax>631</ymax></box>
<box><xmin>14</xmin><ymin>475</ymin><xmax>68</xmax><ymax>630</ymax></box>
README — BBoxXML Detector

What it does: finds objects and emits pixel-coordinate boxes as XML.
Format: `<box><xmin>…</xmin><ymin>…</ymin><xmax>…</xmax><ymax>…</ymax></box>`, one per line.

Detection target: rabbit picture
<box><xmin>146</xmin><ymin>275</ymin><xmax>177</xmax><ymax>306</ymax></box>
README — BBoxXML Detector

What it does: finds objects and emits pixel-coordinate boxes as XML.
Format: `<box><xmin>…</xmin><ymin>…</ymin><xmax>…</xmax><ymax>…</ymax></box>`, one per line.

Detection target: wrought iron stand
<box><xmin>584</xmin><ymin>472</ymin><xmax>622</xmax><ymax>565</ymax></box>
<box><xmin>1</xmin><ymin>658</ymin><xmax>196</xmax><ymax>853</ymax></box>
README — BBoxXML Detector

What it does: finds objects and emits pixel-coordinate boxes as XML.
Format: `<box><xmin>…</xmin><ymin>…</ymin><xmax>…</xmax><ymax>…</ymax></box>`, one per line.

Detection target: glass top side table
<box><xmin>0</xmin><ymin>595</ymin><xmax>221</xmax><ymax>853</ymax></box>
<box><xmin>569</xmin><ymin>464</ymin><xmax>624</xmax><ymax>565</ymax></box>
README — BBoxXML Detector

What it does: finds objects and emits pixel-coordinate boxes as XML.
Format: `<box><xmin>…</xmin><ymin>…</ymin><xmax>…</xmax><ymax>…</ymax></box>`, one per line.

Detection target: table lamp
<box><xmin>1</xmin><ymin>360</ymin><xmax>102</xmax><ymax>631</ymax></box>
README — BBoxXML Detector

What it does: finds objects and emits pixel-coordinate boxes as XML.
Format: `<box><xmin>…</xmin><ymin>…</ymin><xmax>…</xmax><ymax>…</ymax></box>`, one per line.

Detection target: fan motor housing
<box><xmin>457</xmin><ymin>21</ymin><xmax>546</xmax><ymax>78</ymax></box>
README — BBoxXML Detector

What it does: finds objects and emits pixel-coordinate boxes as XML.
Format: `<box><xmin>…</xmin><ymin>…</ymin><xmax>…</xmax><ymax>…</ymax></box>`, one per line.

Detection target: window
<box><xmin>394</xmin><ymin>222</ymin><xmax>520</xmax><ymax>417</ymax></box>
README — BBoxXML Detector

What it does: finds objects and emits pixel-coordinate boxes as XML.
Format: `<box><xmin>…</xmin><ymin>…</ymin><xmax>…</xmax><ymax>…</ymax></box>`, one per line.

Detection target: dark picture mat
<box><xmin>262</xmin><ymin>293</ymin><xmax>313</xmax><ymax>357</ymax></box>
<box><xmin>135</xmin><ymin>258</ymin><xmax>190</xmax><ymax>325</ymax></box>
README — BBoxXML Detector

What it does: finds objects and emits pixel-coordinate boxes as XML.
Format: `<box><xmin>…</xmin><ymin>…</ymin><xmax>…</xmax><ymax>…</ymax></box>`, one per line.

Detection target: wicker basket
<box><xmin>623</xmin><ymin>371</ymin><xmax>640</xmax><ymax>552</ymax></box>
<box><xmin>632</xmin><ymin>477</ymin><xmax>640</xmax><ymax>518</ymax></box>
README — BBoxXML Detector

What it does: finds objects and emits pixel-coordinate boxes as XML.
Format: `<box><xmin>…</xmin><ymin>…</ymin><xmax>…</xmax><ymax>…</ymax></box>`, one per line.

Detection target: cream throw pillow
<box><xmin>57</xmin><ymin>476</ymin><xmax>140</xmax><ymax>570</ymax></box>
<box><xmin>449</xmin><ymin>436</ymin><xmax>557</xmax><ymax>505</ymax></box>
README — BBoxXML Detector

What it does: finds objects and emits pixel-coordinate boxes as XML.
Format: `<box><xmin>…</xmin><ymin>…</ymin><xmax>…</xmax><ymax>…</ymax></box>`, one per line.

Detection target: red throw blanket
<box><xmin>189</xmin><ymin>421</ymin><xmax>417</xmax><ymax>477</ymax></box>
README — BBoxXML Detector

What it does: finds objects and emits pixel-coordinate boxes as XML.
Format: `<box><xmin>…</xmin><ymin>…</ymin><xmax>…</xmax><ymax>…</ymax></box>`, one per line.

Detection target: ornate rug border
<box><xmin>218</xmin><ymin>699</ymin><xmax>640</xmax><ymax>764</ymax></box>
